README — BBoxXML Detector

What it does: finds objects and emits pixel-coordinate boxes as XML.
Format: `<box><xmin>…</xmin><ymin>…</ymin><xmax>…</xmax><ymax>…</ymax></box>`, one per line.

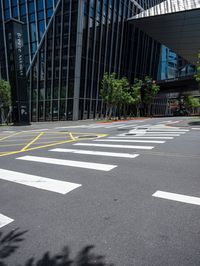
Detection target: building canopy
<box><xmin>128</xmin><ymin>0</ymin><xmax>200</xmax><ymax>65</ymax></box>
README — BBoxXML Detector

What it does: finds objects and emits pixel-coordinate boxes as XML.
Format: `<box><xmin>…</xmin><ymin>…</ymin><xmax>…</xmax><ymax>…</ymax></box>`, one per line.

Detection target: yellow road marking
<box><xmin>0</xmin><ymin>132</ymin><xmax>21</xmax><ymax>142</ymax></box>
<box><xmin>0</xmin><ymin>139</ymin><xmax>76</xmax><ymax>157</ymax></box>
<box><xmin>21</xmin><ymin>132</ymin><xmax>44</xmax><ymax>151</ymax></box>
<box><xmin>69</xmin><ymin>132</ymin><xmax>75</xmax><ymax>141</ymax></box>
<box><xmin>0</xmin><ymin>132</ymin><xmax>108</xmax><ymax>157</ymax></box>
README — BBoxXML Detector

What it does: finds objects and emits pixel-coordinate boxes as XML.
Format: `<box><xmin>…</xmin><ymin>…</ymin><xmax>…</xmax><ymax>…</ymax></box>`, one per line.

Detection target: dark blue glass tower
<box><xmin>0</xmin><ymin>0</ymin><xmax>162</xmax><ymax>122</ymax></box>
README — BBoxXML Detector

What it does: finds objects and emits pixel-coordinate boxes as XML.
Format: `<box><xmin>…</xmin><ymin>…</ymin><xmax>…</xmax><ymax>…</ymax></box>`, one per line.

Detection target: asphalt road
<box><xmin>0</xmin><ymin>117</ymin><xmax>200</xmax><ymax>266</ymax></box>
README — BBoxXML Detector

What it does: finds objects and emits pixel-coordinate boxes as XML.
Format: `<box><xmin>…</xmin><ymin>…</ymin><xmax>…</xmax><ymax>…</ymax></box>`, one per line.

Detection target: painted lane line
<box><xmin>117</xmin><ymin>124</ymin><xmax>138</xmax><ymax>129</ymax></box>
<box><xmin>129</xmin><ymin>131</ymin><xmax>183</xmax><ymax>135</ymax></box>
<box><xmin>146</xmin><ymin>131</ymin><xmax>185</xmax><ymax>134</ymax></box>
<box><xmin>116</xmin><ymin>134</ymin><xmax>174</xmax><ymax>139</ymax></box>
<box><xmin>74</xmin><ymin>143</ymin><xmax>154</xmax><ymax>150</ymax></box>
<box><xmin>94</xmin><ymin>139</ymin><xmax>165</xmax><ymax>144</ymax></box>
<box><xmin>21</xmin><ymin>129</ymin><xmax>49</xmax><ymax>132</ymax></box>
<box><xmin>111</xmin><ymin>136</ymin><xmax>174</xmax><ymax>139</ymax></box>
<box><xmin>21</xmin><ymin>132</ymin><xmax>44</xmax><ymax>151</ymax></box>
<box><xmin>168</xmin><ymin>121</ymin><xmax>181</xmax><ymax>124</ymax></box>
<box><xmin>147</xmin><ymin>129</ymin><xmax>189</xmax><ymax>132</ymax></box>
<box><xmin>0</xmin><ymin>213</ymin><xmax>14</xmax><ymax>228</ymax></box>
<box><xmin>0</xmin><ymin>168</ymin><xmax>81</xmax><ymax>194</ymax></box>
<box><xmin>87</xmin><ymin>124</ymin><xmax>106</xmax><ymax>128</ymax></box>
<box><xmin>153</xmin><ymin>191</ymin><xmax>200</xmax><ymax>206</ymax></box>
<box><xmin>104</xmin><ymin>124</ymin><xmax>123</xmax><ymax>128</ymax></box>
<box><xmin>55</xmin><ymin>125</ymin><xmax>87</xmax><ymax>129</ymax></box>
<box><xmin>50</xmin><ymin>148</ymin><xmax>139</xmax><ymax>158</ymax></box>
<box><xmin>192</xmin><ymin>128</ymin><xmax>200</xmax><ymax>130</ymax></box>
<box><xmin>134</xmin><ymin>134</ymin><xmax>180</xmax><ymax>137</ymax></box>
<box><xmin>16</xmin><ymin>155</ymin><xmax>117</xmax><ymax>171</ymax></box>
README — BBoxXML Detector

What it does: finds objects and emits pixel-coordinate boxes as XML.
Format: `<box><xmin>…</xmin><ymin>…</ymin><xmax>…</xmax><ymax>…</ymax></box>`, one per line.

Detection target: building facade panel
<box><xmin>0</xmin><ymin>0</ymin><xmax>162</xmax><ymax>122</ymax></box>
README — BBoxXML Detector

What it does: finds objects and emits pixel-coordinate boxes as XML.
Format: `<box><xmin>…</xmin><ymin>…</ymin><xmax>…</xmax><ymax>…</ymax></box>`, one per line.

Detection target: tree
<box><xmin>185</xmin><ymin>95</ymin><xmax>200</xmax><ymax>114</ymax></box>
<box><xmin>130</xmin><ymin>79</ymin><xmax>143</xmax><ymax>117</ymax></box>
<box><xmin>0</xmin><ymin>79</ymin><xmax>11</xmax><ymax>107</ymax></box>
<box><xmin>0</xmin><ymin>80</ymin><xmax>11</xmax><ymax>124</ymax></box>
<box><xmin>115</xmin><ymin>77</ymin><xmax>132</xmax><ymax>118</ymax></box>
<box><xmin>100</xmin><ymin>72</ymin><xmax>118</xmax><ymax>119</ymax></box>
<box><xmin>143</xmin><ymin>76</ymin><xmax>160</xmax><ymax>116</ymax></box>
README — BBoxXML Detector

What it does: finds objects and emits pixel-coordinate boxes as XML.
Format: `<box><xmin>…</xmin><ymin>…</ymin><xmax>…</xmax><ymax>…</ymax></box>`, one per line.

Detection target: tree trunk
<box><xmin>136</xmin><ymin>105</ymin><xmax>140</xmax><ymax>117</ymax></box>
<box><xmin>108</xmin><ymin>104</ymin><xmax>113</xmax><ymax>119</ymax></box>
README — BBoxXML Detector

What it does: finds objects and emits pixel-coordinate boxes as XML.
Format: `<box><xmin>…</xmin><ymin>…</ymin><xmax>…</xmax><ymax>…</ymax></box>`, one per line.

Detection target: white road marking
<box><xmin>1</xmin><ymin>131</ymin><xmax>16</xmax><ymax>133</ymax></box>
<box><xmin>50</xmin><ymin>148</ymin><xmax>139</xmax><ymax>158</ymax></box>
<box><xmin>133</xmin><ymin>134</ymin><xmax>180</xmax><ymax>137</ymax></box>
<box><xmin>0</xmin><ymin>213</ymin><xmax>14</xmax><ymax>228</ymax></box>
<box><xmin>21</xmin><ymin>129</ymin><xmax>49</xmax><ymax>132</ymax></box>
<box><xmin>16</xmin><ymin>155</ymin><xmax>117</xmax><ymax>171</ymax></box>
<box><xmin>117</xmin><ymin>124</ymin><xmax>138</xmax><ymax>129</ymax></box>
<box><xmin>192</xmin><ymin>128</ymin><xmax>200</xmax><ymax>130</ymax></box>
<box><xmin>158</xmin><ymin>120</ymin><xmax>172</xmax><ymax>124</ymax></box>
<box><xmin>129</xmin><ymin>131</ymin><xmax>183</xmax><ymax>135</ymax></box>
<box><xmin>147</xmin><ymin>131</ymin><xmax>185</xmax><ymax>134</ymax></box>
<box><xmin>168</xmin><ymin>121</ymin><xmax>180</xmax><ymax>124</ymax></box>
<box><xmin>0</xmin><ymin>168</ymin><xmax>81</xmax><ymax>194</ymax></box>
<box><xmin>55</xmin><ymin>125</ymin><xmax>88</xmax><ymax>129</ymax></box>
<box><xmin>153</xmin><ymin>190</ymin><xmax>200</xmax><ymax>206</ymax></box>
<box><xmin>147</xmin><ymin>129</ymin><xmax>189</xmax><ymax>132</ymax></box>
<box><xmin>87</xmin><ymin>124</ymin><xmax>107</xmax><ymax>128</ymax></box>
<box><xmin>105</xmin><ymin>124</ymin><xmax>124</xmax><ymax>128</ymax></box>
<box><xmin>112</xmin><ymin>136</ymin><xmax>174</xmax><ymax>139</ymax></box>
<box><xmin>94</xmin><ymin>139</ymin><xmax>165</xmax><ymax>144</ymax></box>
<box><xmin>74</xmin><ymin>143</ymin><xmax>154</xmax><ymax>150</ymax></box>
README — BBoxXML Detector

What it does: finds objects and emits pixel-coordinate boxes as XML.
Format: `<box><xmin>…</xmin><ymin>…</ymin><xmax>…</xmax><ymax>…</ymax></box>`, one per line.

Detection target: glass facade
<box><xmin>158</xmin><ymin>45</ymin><xmax>196</xmax><ymax>81</ymax></box>
<box><xmin>0</xmin><ymin>0</ymin><xmax>161</xmax><ymax>121</ymax></box>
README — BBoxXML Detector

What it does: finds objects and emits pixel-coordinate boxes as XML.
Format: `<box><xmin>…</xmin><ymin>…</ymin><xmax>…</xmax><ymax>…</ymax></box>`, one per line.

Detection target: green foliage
<box><xmin>130</xmin><ymin>79</ymin><xmax>142</xmax><ymax>105</ymax></box>
<box><xmin>143</xmin><ymin>76</ymin><xmax>160</xmax><ymax>105</ymax></box>
<box><xmin>130</xmin><ymin>79</ymin><xmax>143</xmax><ymax>116</ymax></box>
<box><xmin>0</xmin><ymin>79</ymin><xmax>11</xmax><ymax>107</ymax></box>
<box><xmin>185</xmin><ymin>96</ymin><xmax>200</xmax><ymax>109</ymax></box>
<box><xmin>100</xmin><ymin>73</ymin><xmax>159</xmax><ymax>118</ymax></box>
<box><xmin>195</xmin><ymin>53</ymin><xmax>200</xmax><ymax>83</ymax></box>
<box><xmin>100</xmin><ymin>73</ymin><xmax>132</xmax><ymax>117</ymax></box>
<box><xmin>100</xmin><ymin>72</ymin><xmax>117</xmax><ymax>106</ymax></box>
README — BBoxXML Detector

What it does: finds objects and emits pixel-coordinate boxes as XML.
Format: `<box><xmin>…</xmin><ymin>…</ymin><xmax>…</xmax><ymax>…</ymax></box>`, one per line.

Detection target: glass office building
<box><xmin>0</xmin><ymin>0</ymin><xmax>162</xmax><ymax>122</ymax></box>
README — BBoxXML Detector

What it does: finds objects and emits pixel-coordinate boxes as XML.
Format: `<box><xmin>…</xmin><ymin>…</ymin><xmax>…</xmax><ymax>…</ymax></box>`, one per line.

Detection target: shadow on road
<box><xmin>188</xmin><ymin>121</ymin><xmax>200</xmax><ymax>126</ymax></box>
<box><xmin>0</xmin><ymin>229</ymin><xmax>113</xmax><ymax>266</ymax></box>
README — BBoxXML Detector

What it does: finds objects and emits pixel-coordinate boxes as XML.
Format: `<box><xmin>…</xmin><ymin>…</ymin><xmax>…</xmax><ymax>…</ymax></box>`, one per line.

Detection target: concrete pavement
<box><xmin>0</xmin><ymin>117</ymin><xmax>200</xmax><ymax>265</ymax></box>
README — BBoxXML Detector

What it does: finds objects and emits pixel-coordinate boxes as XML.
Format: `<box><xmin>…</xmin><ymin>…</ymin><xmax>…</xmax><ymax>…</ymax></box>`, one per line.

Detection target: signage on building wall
<box><xmin>5</xmin><ymin>19</ymin><xmax>29</xmax><ymax>124</ymax></box>
<box><xmin>15</xmin><ymin>32</ymin><xmax>24</xmax><ymax>77</ymax></box>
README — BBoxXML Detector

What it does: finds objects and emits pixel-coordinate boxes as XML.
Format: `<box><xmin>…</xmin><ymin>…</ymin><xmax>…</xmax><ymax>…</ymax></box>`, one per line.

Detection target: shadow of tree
<box><xmin>0</xmin><ymin>230</ymin><xmax>114</xmax><ymax>266</ymax></box>
<box><xmin>188</xmin><ymin>121</ymin><xmax>200</xmax><ymax>126</ymax></box>
<box><xmin>0</xmin><ymin>229</ymin><xmax>27</xmax><ymax>266</ymax></box>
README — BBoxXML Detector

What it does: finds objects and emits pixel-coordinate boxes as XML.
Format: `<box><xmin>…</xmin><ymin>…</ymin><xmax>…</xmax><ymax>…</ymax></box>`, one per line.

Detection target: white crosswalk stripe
<box><xmin>16</xmin><ymin>155</ymin><xmax>117</xmax><ymax>171</ymax></box>
<box><xmin>128</xmin><ymin>133</ymin><xmax>181</xmax><ymax>137</ymax></box>
<box><xmin>94</xmin><ymin>139</ymin><xmax>165</xmax><ymax>144</ymax></box>
<box><xmin>55</xmin><ymin>122</ymin><xmax>142</xmax><ymax>130</ymax></box>
<box><xmin>146</xmin><ymin>129</ymin><xmax>189</xmax><ymax>132</ymax></box>
<box><xmin>112</xmin><ymin>136</ymin><xmax>174</xmax><ymax>139</ymax></box>
<box><xmin>128</xmin><ymin>130</ymin><xmax>184</xmax><ymax>135</ymax></box>
<box><xmin>117</xmin><ymin>124</ymin><xmax>138</xmax><ymax>129</ymax></box>
<box><xmin>0</xmin><ymin>168</ymin><xmax>81</xmax><ymax>194</ymax></box>
<box><xmin>0</xmin><ymin>213</ymin><xmax>14</xmax><ymax>228</ymax></box>
<box><xmin>50</xmin><ymin>148</ymin><xmax>139</xmax><ymax>158</ymax></box>
<box><xmin>74</xmin><ymin>143</ymin><xmax>154</xmax><ymax>150</ymax></box>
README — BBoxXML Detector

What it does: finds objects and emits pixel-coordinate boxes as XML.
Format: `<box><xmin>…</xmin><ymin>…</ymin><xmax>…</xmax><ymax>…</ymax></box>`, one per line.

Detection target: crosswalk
<box><xmin>0</xmin><ymin>123</ymin><xmax>189</xmax><ymax>228</ymax></box>
<box><xmin>54</xmin><ymin>120</ymin><xmax>182</xmax><ymax>130</ymax></box>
